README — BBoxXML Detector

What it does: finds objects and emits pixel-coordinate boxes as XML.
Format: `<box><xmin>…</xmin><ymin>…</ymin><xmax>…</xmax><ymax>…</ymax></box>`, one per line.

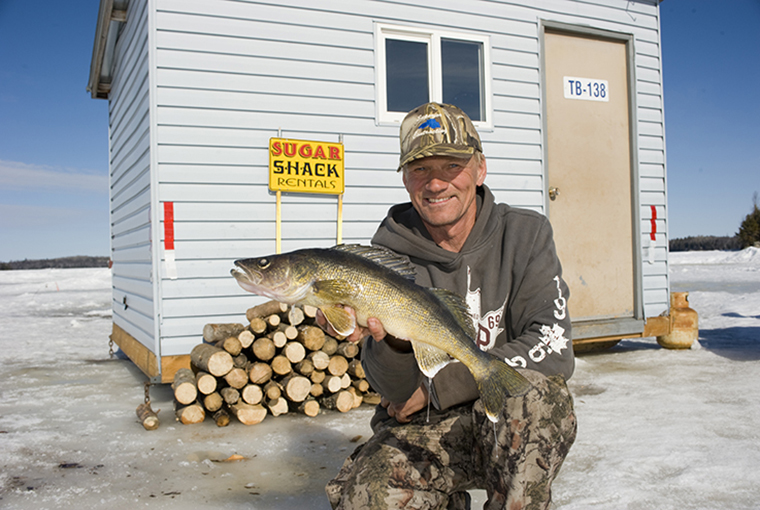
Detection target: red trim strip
<box><xmin>164</xmin><ymin>202</ymin><xmax>175</xmax><ymax>250</ymax></box>
<box><xmin>650</xmin><ymin>205</ymin><xmax>657</xmax><ymax>241</ymax></box>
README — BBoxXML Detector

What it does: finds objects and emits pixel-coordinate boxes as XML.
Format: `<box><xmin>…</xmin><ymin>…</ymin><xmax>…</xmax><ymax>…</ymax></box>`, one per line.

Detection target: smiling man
<box><xmin>325</xmin><ymin>103</ymin><xmax>577</xmax><ymax>510</ymax></box>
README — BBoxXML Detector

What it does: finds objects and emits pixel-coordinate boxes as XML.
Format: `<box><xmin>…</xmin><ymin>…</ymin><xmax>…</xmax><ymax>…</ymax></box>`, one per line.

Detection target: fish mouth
<box><xmin>230</xmin><ymin>260</ymin><xmax>263</xmax><ymax>293</ymax></box>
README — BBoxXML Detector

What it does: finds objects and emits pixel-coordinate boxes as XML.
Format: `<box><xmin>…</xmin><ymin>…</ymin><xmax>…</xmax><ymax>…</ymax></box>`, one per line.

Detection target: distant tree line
<box><xmin>669</xmin><ymin>236</ymin><xmax>741</xmax><ymax>252</ymax></box>
<box><xmin>0</xmin><ymin>256</ymin><xmax>110</xmax><ymax>270</ymax></box>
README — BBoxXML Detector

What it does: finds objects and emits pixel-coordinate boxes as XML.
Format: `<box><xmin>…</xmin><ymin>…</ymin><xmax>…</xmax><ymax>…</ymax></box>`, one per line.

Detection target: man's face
<box><xmin>402</xmin><ymin>154</ymin><xmax>487</xmax><ymax>234</ymax></box>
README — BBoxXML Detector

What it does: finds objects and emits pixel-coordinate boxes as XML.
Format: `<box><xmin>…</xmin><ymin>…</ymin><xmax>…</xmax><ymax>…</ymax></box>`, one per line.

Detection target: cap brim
<box><xmin>397</xmin><ymin>144</ymin><xmax>476</xmax><ymax>171</ymax></box>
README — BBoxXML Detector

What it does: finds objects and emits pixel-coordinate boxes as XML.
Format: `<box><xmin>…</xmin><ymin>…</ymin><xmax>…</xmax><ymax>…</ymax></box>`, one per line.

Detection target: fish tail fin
<box><xmin>476</xmin><ymin>360</ymin><xmax>533</xmax><ymax>423</ymax></box>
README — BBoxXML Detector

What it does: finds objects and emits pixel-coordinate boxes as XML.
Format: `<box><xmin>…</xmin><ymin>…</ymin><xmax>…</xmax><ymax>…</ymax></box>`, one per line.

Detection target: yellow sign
<box><xmin>269</xmin><ymin>138</ymin><xmax>344</xmax><ymax>195</ymax></box>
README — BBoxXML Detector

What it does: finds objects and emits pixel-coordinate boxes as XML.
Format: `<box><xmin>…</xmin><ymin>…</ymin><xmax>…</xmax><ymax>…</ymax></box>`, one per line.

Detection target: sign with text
<box><xmin>268</xmin><ymin>138</ymin><xmax>344</xmax><ymax>195</ymax></box>
<box><xmin>563</xmin><ymin>76</ymin><xmax>609</xmax><ymax>102</ymax></box>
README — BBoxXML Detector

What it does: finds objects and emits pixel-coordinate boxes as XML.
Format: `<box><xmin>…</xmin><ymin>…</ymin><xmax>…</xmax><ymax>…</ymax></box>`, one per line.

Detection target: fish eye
<box><xmin>257</xmin><ymin>258</ymin><xmax>270</xmax><ymax>269</ymax></box>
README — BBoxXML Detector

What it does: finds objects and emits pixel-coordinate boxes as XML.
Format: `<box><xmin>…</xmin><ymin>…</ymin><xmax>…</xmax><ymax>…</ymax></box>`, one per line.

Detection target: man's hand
<box><xmin>382</xmin><ymin>384</ymin><xmax>429</xmax><ymax>424</ymax></box>
<box><xmin>314</xmin><ymin>305</ymin><xmax>387</xmax><ymax>343</ymax></box>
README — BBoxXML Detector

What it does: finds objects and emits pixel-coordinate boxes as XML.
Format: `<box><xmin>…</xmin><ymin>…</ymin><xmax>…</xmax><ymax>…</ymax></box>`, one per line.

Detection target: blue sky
<box><xmin>0</xmin><ymin>0</ymin><xmax>758</xmax><ymax>261</ymax></box>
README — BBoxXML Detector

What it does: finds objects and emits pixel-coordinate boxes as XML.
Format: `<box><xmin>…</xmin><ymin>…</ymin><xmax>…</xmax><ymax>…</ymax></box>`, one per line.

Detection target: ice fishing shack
<box><xmin>88</xmin><ymin>0</ymin><xmax>672</xmax><ymax>383</ymax></box>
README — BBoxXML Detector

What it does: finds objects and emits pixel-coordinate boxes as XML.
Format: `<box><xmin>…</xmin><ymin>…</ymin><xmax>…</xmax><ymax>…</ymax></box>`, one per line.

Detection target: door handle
<box><xmin>549</xmin><ymin>187</ymin><xmax>560</xmax><ymax>201</ymax></box>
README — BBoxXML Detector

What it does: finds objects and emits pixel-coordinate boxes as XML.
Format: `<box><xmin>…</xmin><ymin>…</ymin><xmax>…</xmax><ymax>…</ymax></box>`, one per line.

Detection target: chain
<box><xmin>144</xmin><ymin>381</ymin><xmax>152</xmax><ymax>404</ymax></box>
<box><xmin>108</xmin><ymin>336</ymin><xmax>115</xmax><ymax>359</ymax></box>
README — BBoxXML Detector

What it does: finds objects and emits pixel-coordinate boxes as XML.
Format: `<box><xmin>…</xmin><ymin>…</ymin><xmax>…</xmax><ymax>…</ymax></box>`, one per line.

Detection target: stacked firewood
<box><xmin>173</xmin><ymin>301</ymin><xmax>380</xmax><ymax>426</ymax></box>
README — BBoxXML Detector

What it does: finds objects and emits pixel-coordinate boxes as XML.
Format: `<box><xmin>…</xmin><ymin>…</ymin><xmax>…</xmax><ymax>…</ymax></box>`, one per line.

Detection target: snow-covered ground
<box><xmin>1</xmin><ymin>249</ymin><xmax>758</xmax><ymax>509</ymax></box>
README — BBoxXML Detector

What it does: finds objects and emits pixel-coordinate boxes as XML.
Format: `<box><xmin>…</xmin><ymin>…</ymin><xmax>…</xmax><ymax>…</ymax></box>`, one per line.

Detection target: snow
<box><xmin>1</xmin><ymin>249</ymin><xmax>759</xmax><ymax>509</ymax></box>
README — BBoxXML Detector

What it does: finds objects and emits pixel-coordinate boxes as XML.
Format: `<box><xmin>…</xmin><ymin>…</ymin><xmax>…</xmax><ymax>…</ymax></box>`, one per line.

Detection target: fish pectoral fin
<box><xmin>320</xmin><ymin>305</ymin><xmax>356</xmax><ymax>337</ymax></box>
<box><xmin>411</xmin><ymin>342</ymin><xmax>451</xmax><ymax>379</ymax></box>
<box><xmin>312</xmin><ymin>279</ymin><xmax>357</xmax><ymax>300</ymax></box>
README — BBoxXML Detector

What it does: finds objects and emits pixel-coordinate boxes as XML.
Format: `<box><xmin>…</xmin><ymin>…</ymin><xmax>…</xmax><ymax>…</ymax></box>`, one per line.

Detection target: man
<box><xmin>323</xmin><ymin>103</ymin><xmax>577</xmax><ymax>510</ymax></box>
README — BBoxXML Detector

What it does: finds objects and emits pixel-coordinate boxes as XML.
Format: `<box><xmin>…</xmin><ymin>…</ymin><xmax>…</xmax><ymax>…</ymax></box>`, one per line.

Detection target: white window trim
<box><xmin>374</xmin><ymin>23</ymin><xmax>493</xmax><ymax>129</ymax></box>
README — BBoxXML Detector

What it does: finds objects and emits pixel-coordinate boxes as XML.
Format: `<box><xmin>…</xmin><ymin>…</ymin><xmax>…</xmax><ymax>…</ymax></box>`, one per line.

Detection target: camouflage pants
<box><xmin>325</xmin><ymin>370</ymin><xmax>576</xmax><ymax>510</ymax></box>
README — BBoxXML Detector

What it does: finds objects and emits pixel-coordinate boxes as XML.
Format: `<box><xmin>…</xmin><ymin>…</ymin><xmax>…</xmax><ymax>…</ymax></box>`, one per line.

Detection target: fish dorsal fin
<box><xmin>429</xmin><ymin>288</ymin><xmax>476</xmax><ymax>339</ymax></box>
<box><xmin>411</xmin><ymin>342</ymin><xmax>451</xmax><ymax>379</ymax></box>
<box><xmin>331</xmin><ymin>244</ymin><xmax>416</xmax><ymax>281</ymax></box>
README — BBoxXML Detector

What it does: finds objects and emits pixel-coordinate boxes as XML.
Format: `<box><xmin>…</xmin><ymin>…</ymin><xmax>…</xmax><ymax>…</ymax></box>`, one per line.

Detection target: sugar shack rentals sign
<box><xmin>268</xmin><ymin>138</ymin><xmax>344</xmax><ymax>195</ymax></box>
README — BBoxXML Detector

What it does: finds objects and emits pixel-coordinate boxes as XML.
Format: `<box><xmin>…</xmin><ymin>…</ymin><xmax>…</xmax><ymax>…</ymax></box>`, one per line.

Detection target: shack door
<box><xmin>543</xmin><ymin>27</ymin><xmax>642</xmax><ymax>340</ymax></box>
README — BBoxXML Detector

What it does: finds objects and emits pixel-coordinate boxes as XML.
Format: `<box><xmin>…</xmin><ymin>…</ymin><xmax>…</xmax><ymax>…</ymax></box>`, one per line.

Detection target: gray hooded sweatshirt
<box><xmin>362</xmin><ymin>185</ymin><xmax>574</xmax><ymax>412</ymax></box>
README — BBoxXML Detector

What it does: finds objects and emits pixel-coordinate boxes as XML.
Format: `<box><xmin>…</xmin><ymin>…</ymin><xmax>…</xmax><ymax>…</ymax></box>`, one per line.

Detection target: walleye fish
<box><xmin>231</xmin><ymin>244</ymin><xmax>532</xmax><ymax>422</ymax></box>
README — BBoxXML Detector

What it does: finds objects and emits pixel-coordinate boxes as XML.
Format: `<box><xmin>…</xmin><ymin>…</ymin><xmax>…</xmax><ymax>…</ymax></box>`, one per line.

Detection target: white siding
<box><xmin>105</xmin><ymin>0</ymin><xmax>669</xmax><ymax>355</ymax></box>
<box><xmin>109</xmin><ymin>0</ymin><xmax>155</xmax><ymax>351</ymax></box>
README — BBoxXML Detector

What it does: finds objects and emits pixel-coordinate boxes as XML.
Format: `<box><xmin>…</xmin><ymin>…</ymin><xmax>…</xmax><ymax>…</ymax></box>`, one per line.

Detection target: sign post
<box><xmin>268</xmin><ymin>137</ymin><xmax>345</xmax><ymax>253</ymax></box>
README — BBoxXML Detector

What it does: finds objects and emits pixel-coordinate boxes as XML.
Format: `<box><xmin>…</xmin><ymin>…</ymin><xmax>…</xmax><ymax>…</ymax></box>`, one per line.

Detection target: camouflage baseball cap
<box><xmin>398</xmin><ymin>102</ymin><xmax>482</xmax><ymax>171</ymax></box>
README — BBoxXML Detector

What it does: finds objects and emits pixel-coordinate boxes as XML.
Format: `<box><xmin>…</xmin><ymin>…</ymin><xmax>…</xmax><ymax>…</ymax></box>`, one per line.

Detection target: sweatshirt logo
<box><xmin>466</xmin><ymin>267</ymin><xmax>507</xmax><ymax>352</ymax></box>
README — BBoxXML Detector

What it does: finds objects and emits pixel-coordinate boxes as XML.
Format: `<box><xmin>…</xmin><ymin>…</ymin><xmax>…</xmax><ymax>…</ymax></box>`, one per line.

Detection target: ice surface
<box><xmin>0</xmin><ymin>249</ymin><xmax>759</xmax><ymax>509</ymax></box>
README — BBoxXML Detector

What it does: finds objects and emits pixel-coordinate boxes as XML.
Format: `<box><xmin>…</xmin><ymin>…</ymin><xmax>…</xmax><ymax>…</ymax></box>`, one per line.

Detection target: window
<box><xmin>375</xmin><ymin>23</ymin><xmax>492</xmax><ymax>127</ymax></box>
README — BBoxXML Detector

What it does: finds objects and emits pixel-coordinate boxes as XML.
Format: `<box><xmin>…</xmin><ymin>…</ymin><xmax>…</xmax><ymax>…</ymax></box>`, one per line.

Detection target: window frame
<box><xmin>374</xmin><ymin>23</ymin><xmax>493</xmax><ymax>129</ymax></box>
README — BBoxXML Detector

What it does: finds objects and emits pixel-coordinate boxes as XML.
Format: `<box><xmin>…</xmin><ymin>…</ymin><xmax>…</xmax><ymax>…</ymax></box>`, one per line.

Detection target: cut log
<box><xmin>294</xmin><ymin>359</ymin><xmax>314</xmax><ymax>377</ymax></box>
<box><xmin>321</xmin><ymin>337</ymin><xmax>339</xmax><ymax>355</ymax></box>
<box><xmin>310</xmin><ymin>369</ymin><xmax>326</xmax><ymax>384</ymax></box>
<box><xmin>246</xmin><ymin>300</ymin><xmax>288</xmax><ymax>321</ymax></box>
<box><xmin>310</xmin><ymin>382</ymin><xmax>324</xmax><ymax>398</ymax></box>
<box><xmin>175</xmin><ymin>400</ymin><xmax>205</xmax><ymax>424</ymax></box>
<box><xmin>283</xmin><ymin>341</ymin><xmax>306</xmax><ymax>364</ymax></box>
<box><xmin>241</xmin><ymin>384</ymin><xmax>264</xmax><ymax>405</ymax></box>
<box><xmin>229</xmin><ymin>402</ymin><xmax>267</xmax><ymax>425</ymax></box>
<box><xmin>287</xmin><ymin>306</ymin><xmax>305</xmax><ymax>326</ymax></box>
<box><xmin>363</xmin><ymin>392</ymin><xmax>382</xmax><ymax>406</ymax></box>
<box><xmin>224</xmin><ymin>367</ymin><xmax>249</xmax><ymax>389</ymax></box>
<box><xmin>327</xmin><ymin>355</ymin><xmax>349</xmax><ymax>377</ymax></box>
<box><xmin>296</xmin><ymin>325</ymin><xmax>325</xmax><ymax>351</ymax></box>
<box><xmin>213</xmin><ymin>408</ymin><xmax>231</xmax><ymax>427</ymax></box>
<box><xmin>297</xmin><ymin>398</ymin><xmax>320</xmax><ymax>417</ymax></box>
<box><xmin>249</xmin><ymin>317</ymin><xmax>267</xmax><ymax>335</ymax></box>
<box><xmin>237</xmin><ymin>330</ymin><xmax>255</xmax><ymax>349</ymax></box>
<box><xmin>252</xmin><ymin>337</ymin><xmax>276</xmax><ymax>362</ymax></box>
<box><xmin>232</xmin><ymin>353</ymin><xmax>249</xmax><ymax>369</ymax></box>
<box><xmin>136</xmin><ymin>402</ymin><xmax>160</xmax><ymax>430</ymax></box>
<box><xmin>352</xmin><ymin>378</ymin><xmax>370</xmax><ymax>393</ymax></box>
<box><xmin>172</xmin><ymin>368</ymin><xmax>198</xmax><ymax>405</ymax></box>
<box><xmin>302</xmin><ymin>305</ymin><xmax>317</xmax><ymax>318</ymax></box>
<box><xmin>191</xmin><ymin>343</ymin><xmax>234</xmax><ymax>377</ymax></box>
<box><xmin>203</xmin><ymin>323</ymin><xmax>246</xmax><ymax>343</ymax></box>
<box><xmin>265</xmin><ymin>314</ymin><xmax>281</xmax><ymax>328</ymax></box>
<box><xmin>321</xmin><ymin>390</ymin><xmax>354</xmax><ymax>413</ymax></box>
<box><xmin>321</xmin><ymin>375</ymin><xmax>343</xmax><ymax>394</ymax></box>
<box><xmin>340</xmin><ymin>372</ymin><xmax>352</xmax><ymax>389</ymax></box>
<box><xmin>280</xmin><ymin>374</ymin><xmax>311</xmax><ymax>403</ymax></box>
<box><xmin>336</xmin><ymin>341</ymin><xmax>360</xmax><ymax>359</ymax></box>
<box><xmin>248</xmin><ymin>362</ymin><xmax>273</xmax><ymax>385</ymax></box>
<box><xmin>278</xmin><ymin>323</ymin><xmax>299</xmax><ymax>340</ymax></box>
<box><xmin>307</xmin><ymin>350</ymin><xmax>330</xmax><ymax>371</ymax></box>
<box><xmin>347</xmin><ymin>359</ymin><xmax>365</xmax><ymax>379</ymax></box>
<box><xmin>220</xmin><ymin>387</ymin><xmax>240</xmax><ymax>406</ymax></box>
<box><xmin>203</xmin><ymin>392</ymin><xmax>223</xmax><ymax>413</ymax></box>
<box><xmin>263</xmin><ymin>380</ymin><xmax>282</xmax><ymax>400</ymax></box>
<box><xmin>195</xmin><ymin>371</ymin><xmax>217</xmax><ymax>395</ymax></box>
<box><xmin>221</xmin><ymin>336</ymin><xmax>243</xmax><ymax>357</ymax></box>
<box><xmin>346</xmin><ymin>386</ymin><xmax>364</xmax><ymax>409</ymax></box>
<box><xmin>266</xmin><ymin>397</ymin><xmax>289</xmax><ymax>417</ymax></box>
<box><xmin>270</xmin><ymin>355</ymin><xmax>292</xmax><ymax>376</ymax></box>
<box><xmin>267</xmin><ymin>329</ymin><xmax>288</xmax><ymax>349</ymax></box>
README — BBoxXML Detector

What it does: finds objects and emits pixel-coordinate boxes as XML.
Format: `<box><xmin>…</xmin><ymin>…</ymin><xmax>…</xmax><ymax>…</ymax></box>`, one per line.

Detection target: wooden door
<box><xmin>543</xmin><ymin>28</ymin><xmax>641</xmax><ymax>338</ymax></box>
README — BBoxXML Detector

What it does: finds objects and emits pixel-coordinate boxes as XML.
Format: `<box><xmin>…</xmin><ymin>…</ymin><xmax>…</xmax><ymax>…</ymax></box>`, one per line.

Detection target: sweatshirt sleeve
<box><xmin>431</xmin><ymin>216</ymin><xmax>574</xmax><ymax>411</ymax></box>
